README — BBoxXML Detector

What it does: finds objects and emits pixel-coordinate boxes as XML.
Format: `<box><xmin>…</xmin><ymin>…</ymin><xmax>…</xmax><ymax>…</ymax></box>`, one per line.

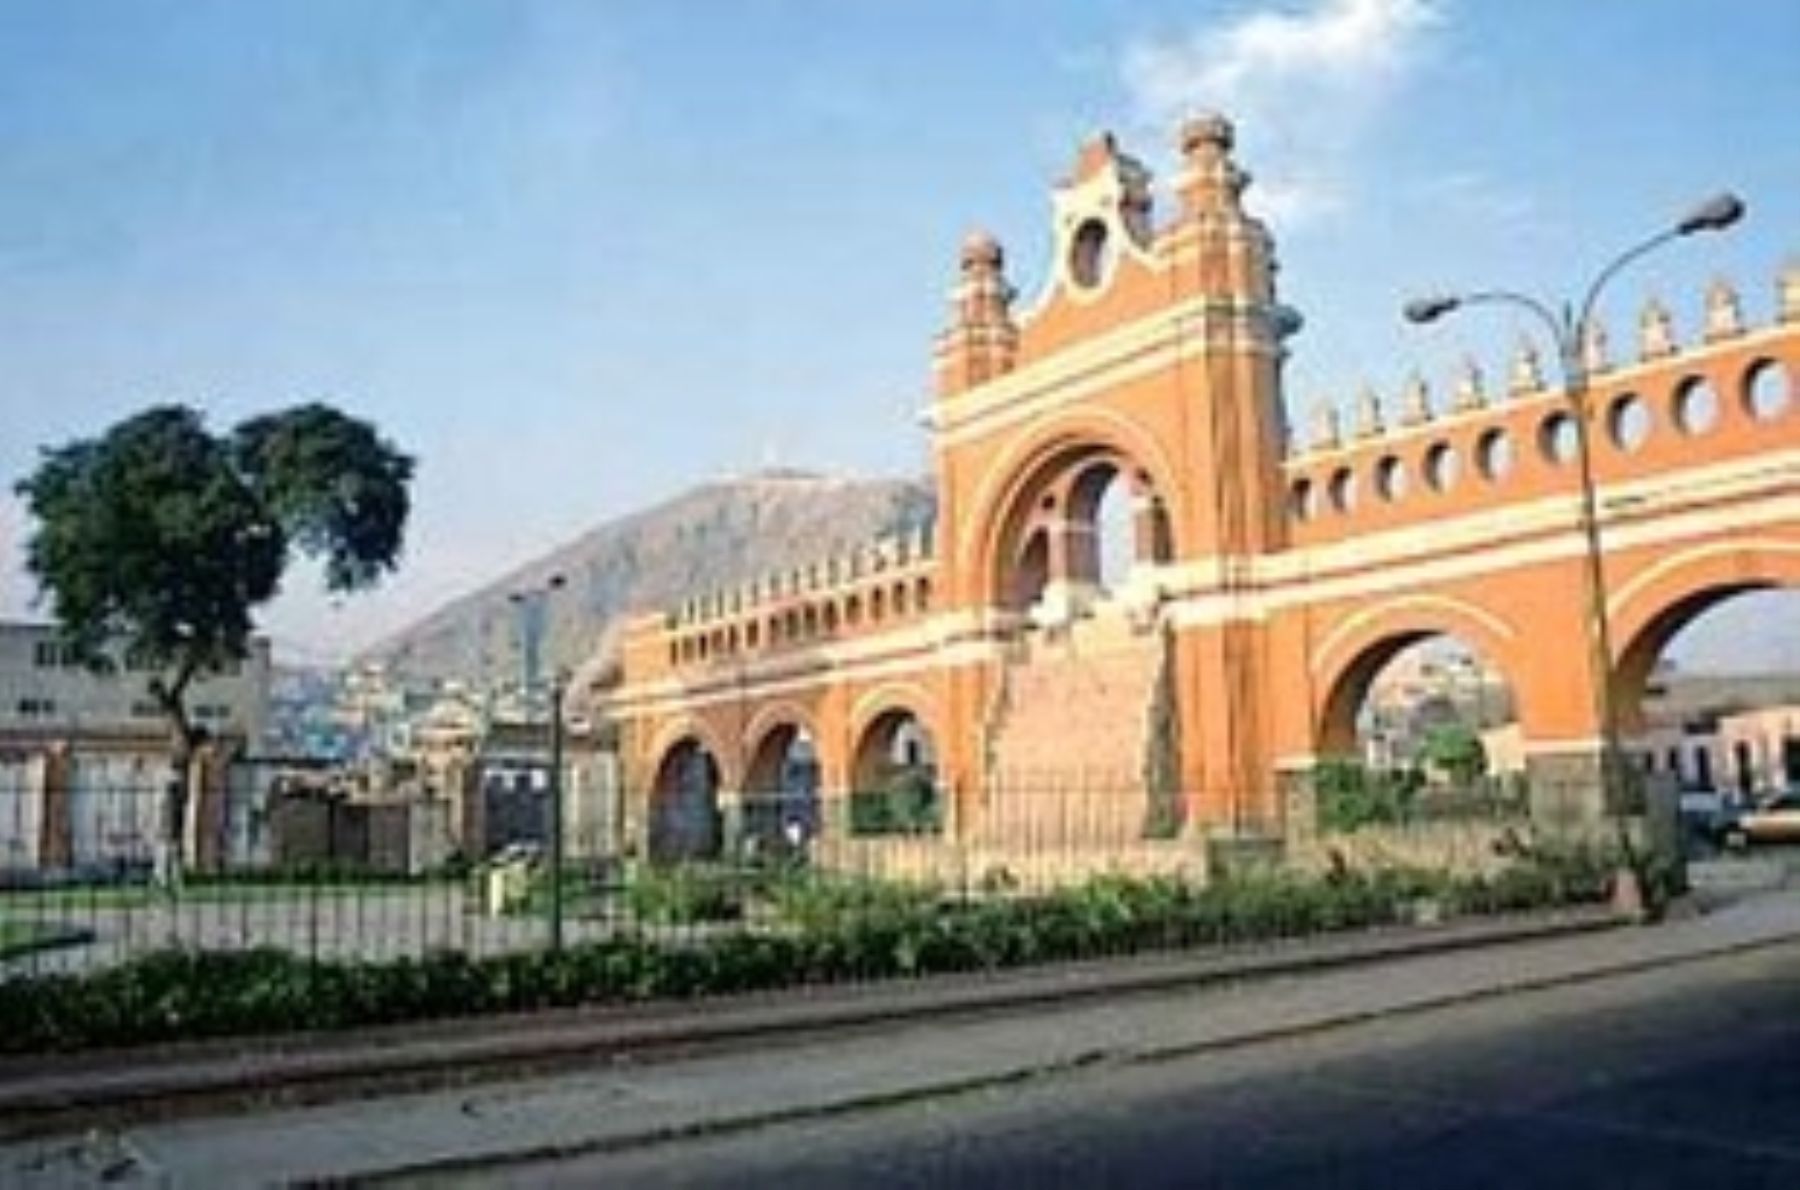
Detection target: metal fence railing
<box><xmin>0</xmin><ymin>768</ymin><xmax>1626</xmax><ymax>984</ymax></box>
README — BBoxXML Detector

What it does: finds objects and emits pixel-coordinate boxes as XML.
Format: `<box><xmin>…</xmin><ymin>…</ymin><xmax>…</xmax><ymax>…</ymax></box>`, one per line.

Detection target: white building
<box><xmin>0</xmin><ymin>621</ymin><xmax>271</xmax><ymax>873</ymax></box>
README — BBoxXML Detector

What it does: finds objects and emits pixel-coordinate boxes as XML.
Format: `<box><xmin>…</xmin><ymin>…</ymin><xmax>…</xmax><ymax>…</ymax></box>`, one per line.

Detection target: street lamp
<box><xmin>510</xmin><ymin>573</ymin><xmax>568</xmax><ymax>951</ymax></box>
<box><xmin>1403</xmin><ymin>192</ymin><xmax>1744</xmax><ymax>861</ymax></box>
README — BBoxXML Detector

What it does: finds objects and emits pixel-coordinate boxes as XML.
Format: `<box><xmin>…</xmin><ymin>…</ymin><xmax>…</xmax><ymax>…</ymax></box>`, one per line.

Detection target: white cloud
<box><xmin>1120</xmin><ymin>0</ymin><xmax>1441</xmax><ymax>227</ymax></box>
<box><xmin>1412</xmin><ymin>169</ymin><xmax>1538</xmax><ymax>226</ymax></box>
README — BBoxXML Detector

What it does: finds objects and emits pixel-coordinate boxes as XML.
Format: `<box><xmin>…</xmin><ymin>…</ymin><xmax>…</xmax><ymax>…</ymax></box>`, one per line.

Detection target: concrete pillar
<box><xmin>1524</xmin><ymin>745</ymin><xmax>1668</xmax><ymax>868</ymax></box>
<box><xmin>1524</xmin><ymin>748</ymin><xmax>1610</xmax><ymax>837</ymax></box>
<box><xmin>1275</xmin><ymin>762</ymin><xmax>1317</xmax><ymax>856</ymax></box>
<box><xmin>716</xmin><ymin>788</ymin><xmax>745</xmax><ymax>860</ymax></box>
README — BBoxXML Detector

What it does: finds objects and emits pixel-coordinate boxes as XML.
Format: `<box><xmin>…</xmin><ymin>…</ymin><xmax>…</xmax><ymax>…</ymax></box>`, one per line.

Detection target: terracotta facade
<box><xmin>590</xmin><ymin>116</ymin><xmax>1800</xmax><ymax>857</ymax></box>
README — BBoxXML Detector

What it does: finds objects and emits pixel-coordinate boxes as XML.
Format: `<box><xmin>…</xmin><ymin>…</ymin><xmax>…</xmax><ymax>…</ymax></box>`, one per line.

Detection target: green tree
<box><xmin>1420</xmin><ymin>723</ymin><xmax>1489</xmax><ymax>787</ymax></box>
<box><xmin>15</xmin><ymin>403</ymin><xmax>413</xmax><ymax>880</ymax></box>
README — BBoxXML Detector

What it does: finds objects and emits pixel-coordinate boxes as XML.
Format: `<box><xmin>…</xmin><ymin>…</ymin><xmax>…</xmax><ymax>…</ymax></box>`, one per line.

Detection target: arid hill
<box><xmin>359</xmin><ymin>470</ymin><xmax>933</xmax><ymax>691</ymax></box>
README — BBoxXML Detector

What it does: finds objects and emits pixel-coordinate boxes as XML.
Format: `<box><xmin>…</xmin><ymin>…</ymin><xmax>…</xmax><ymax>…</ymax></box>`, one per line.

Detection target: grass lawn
<box><xmin>0</xmin><ymin>918</ymin><xmax>92</xmax><ymax>960</ymax></box>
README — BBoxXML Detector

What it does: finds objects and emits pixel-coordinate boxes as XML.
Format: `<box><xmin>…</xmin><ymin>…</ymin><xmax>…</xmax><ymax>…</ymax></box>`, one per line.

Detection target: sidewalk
<box><xmin>0</xmin><ymin>906</ymin><xmax>1624</xmax><ymax>1135</ymax></box>
<box><xmin>8</xmin><ymin>891</ymin><xmax>1800</xmax><ymax>1186</ymax></box>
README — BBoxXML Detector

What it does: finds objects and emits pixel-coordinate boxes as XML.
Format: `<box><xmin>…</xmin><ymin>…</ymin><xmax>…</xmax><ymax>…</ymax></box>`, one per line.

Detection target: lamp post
<box><xmin>510</xmin><ymin>573</ymin><xmax>568</xmax><ymax>951</ymax></box>
<box><xmin>1403</xmin><ymin>192</ymin><xmax>1744</xmax><ymax>860</ymax></box>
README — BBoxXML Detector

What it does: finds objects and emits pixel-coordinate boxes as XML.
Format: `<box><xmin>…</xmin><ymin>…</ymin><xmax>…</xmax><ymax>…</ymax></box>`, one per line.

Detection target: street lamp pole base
<box><xmin>1611</xmin><ymin>864</ymin><xmax>1648</xmax><ymax>922</ymax></box>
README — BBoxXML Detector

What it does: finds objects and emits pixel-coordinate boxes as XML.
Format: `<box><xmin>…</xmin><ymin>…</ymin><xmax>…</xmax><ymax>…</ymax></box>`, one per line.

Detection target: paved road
<box><xmin>484</xmin><ymin>941</ymin><xmax>1800</xmax><ymax>1189</ymax></box>
<box><xmin>12</xmin><ymin>893</ymin><xmax>1800</xmax><ymax>1185</ymax></box>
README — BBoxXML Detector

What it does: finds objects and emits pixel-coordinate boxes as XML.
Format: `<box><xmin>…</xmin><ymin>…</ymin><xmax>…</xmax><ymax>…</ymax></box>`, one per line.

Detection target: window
<box><xmin>15</xmin><ymin>697</ymin><xmax>57</xmax><ymax>718</ymax></box>
<box><xmin>1069</xmin><ymin>219</ymin><xmax>1114</xmax><ymax>289</ymax></box>
<box><xmin>1423</xmin><ymin>442</ymin><xmax>1460</xmax><ymax>492</ymax></box>
<box><xmin>1538</xmin><ymin>412</ymin><xmax>1579</xmax><ymax>465</ymax></box>
<box><xmin>1476</xmin><ymin>428</ymin><xmax>1515</xmax><ymax>481</ymax></box>
<box><xmin>1374</xmin><ymin>456</ymin><xmax>1407</xmax><ymax>503</ymax></box>
<box><xmin>1607</xmin><ymin>393</ymin><xmax>1651</xmax><ymax>452</ymax></box>
<box><xmin>1744</xmin><ymin>359</ymin><xmax>1791</xmax><ymax>421</ymax></box>
<box><xmin>1673</xmin><ymin>377</ymin><xmax>1720</xmax><ymax>435</ymax></box>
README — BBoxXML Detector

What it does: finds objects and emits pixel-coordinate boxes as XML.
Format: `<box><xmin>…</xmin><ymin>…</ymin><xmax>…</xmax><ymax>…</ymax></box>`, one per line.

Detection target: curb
<box><xmin>0</xmin><ymin>907</ymin><xmax>1624</xmax><ymax>1140</ymax></box>
<box><xmin>361</xmin><ymin>922</ymin><xmax>1800</xmax><ymax>1186</ymax></box>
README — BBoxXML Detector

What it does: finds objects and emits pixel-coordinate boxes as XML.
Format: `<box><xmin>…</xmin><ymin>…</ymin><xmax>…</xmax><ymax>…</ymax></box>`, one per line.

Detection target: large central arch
<box><xmin>976</xmin><ymin>438</ymin><xmax>1174</xmax><ymax>616</ymax></box>
<box><xmin>958</xmin><ymin>411</ymin><xmax>1184</xmax><ymax>612</ymax></box>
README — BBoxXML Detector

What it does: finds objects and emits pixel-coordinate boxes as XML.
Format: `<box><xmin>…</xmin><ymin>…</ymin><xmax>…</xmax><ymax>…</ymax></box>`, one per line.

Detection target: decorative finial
<box><xmin>1704</xmin><ymin>276</ymin><xmax>1744</xmax><ymax>341</ymax></box>
<box><xmin>1180</xmin><ymin>112</ymin><xmax>1235</xmax><ymax>157</ymax></box>
<box><xmin>1638</xmin><ymin>297</ymin><xmax>1677</xmax><ymax>360</ymax></box>
<box><xmin>1510</xmin><ymin>338</ymin><xmax>1545</xmax><ymax>395</ymax></box>
<box><xmin>938</xmin><ymin>224</ymin><xmax>1018</xmax><ymax>391</ymax></box>
<box><xmin>1581</xmin><ymin>318</ymin><xmax>1610</xmax><ymax>375</ymax></box>
<box><xmin>1780</xmin><ymin>259</ymin><xmax>1800</xmax><ymax>324</ymax></box>
<box><xmin>960</xmin><ymin>229</ymin><xmax>1003</xmax><ymax>273</ymax></box>
<box><xmin>1354</xmin><ymin>385</ymin><xmax>1384</xmax><ymax>438</ymax></box>
<box><xmin>1400</xmin><ymin>373</ymin><xmax>1433</xmax><ymax>426</ymax></box>
<box><xmin>1310</xmin><ymin>400</ymin><xmax>1342</xmax><ymax>450</ymax></box>
<box><xmin>1176</xmin><ymin>111</ymin><xmax>1248</xmax><ymax>218</ymax></box>
<box><xmin>1452</xmin><ymin>356</ymin><xmax>1486</xmax><ymax>412</ymax></box>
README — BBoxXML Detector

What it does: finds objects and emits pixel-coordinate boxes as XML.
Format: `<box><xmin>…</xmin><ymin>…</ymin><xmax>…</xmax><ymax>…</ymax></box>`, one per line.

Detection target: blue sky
<box><xmin>1</xmin><ymin>0</ymin><xmax>1796</xmax><ymax>669</ymax></box>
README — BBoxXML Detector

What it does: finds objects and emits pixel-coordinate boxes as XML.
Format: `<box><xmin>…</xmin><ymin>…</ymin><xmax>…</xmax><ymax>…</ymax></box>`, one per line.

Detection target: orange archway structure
<box><xmin>594</xmin><ymin>115</ymin><xmax>1800</xmax><ymax>861</ymax></box>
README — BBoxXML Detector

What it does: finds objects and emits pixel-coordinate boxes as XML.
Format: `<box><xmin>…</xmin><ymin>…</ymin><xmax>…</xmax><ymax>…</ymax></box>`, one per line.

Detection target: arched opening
<box><xmin>1068</xmin><ymin>218</ymin><xmax>1114</xmax><ymax>289</ymax></box>
<box><xmin>991</xmin><ymin>445</ymin><xmax>1170</xmax><ymax>624</ymax></box>
<box><xmin>649</xmin><ymin>736</ymin><xmax>722</xmax><ymax>862</ymax></box>
<box><xmin>1616</xmin><ymin>583</ymin><xmax>1800</xmax><ymax>809</ymax></box>
<box><xmin>849</xmin><ymin>709</ymin><xmax>941</xmax><ymax>835</ymax></box>
<box><xmin>1067</xmin><ymin>462</ymin><xmax>1136</xmax><ymax>595</ymax></box>
<box><xmin>1013</xmin><ymin>529</ymin><xmax>1051</xmax><ymax>610</ymax></box>
<box><xmin>1317</xmin><ymin>633</ymin><xmax>1523</xmax><ymax>828</ymax></box>
<box><xmin>742</xmin><ymin>722</ymin><xmax>821</xmax><ymax>853</ymax></box>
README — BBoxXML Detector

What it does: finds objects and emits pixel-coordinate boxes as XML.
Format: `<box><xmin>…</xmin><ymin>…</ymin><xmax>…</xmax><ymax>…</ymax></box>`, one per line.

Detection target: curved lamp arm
<box><xmin>1405</xmin><ymin>287</ymin><xmax>1569</xmax><ymax>372</ymax></box>
<box><xmin>1574</xmin><ymin>228</ymin><xmax>1681</xmax><ymax>353</ymax></box>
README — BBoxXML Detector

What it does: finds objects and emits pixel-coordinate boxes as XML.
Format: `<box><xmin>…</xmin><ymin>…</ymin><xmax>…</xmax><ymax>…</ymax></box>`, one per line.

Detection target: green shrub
<box><xmin>623</xmin><ymin>863</ymin><xmax>751</xmax><ymax>925</ymax></box>
<box><xmin>1314</xmin><ymin>760</ymin><xmax>1424</xmax><ymax>832</ymax></box>
<box><xmin>847</xmin><ymin>770</ymin><xmax>942</xmax><ymax>836</ymax></box>
<box><xmin>0</xmin><ymin>850</ymin><xmax>1614</xmax><ymax>1055</ymax></box>
<box><xmin>764</xmin><ymin>872</ymin><xmax>941</xmax><ymax>933</ymax></box>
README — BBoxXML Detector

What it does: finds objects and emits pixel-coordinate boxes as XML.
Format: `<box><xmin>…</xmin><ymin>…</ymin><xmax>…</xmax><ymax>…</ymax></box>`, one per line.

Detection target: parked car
<box><xmin>1719</xmin><ymin>790</ymin><xmax>1800</xmax><ymax>849</ymax></box>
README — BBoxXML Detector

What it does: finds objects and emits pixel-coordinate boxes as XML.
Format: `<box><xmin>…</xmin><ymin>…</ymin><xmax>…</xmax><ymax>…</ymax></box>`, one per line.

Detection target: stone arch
<box><xmin>648</xmin><ymin>733</ymin><xmax>724</xmax><ymax>861</ymax></box>
<box><xmin>1310</xmin><ymin>595</ymin><xmax>1523</xmax><ymax>757</ymax></box>
<box><xmin>1012</xmin><ymin>528</ymin><xmax>1052</xmax><ymax>609</ymax></box>
<box><xmin>645</xmin><ymin>716</ymin><xmax>736</xmax><ymax>791</ymax></box>
<box><xmin>741</xmin><ymin>711</ymin><xmax>823</xmax><ymax>849</ymax></box>
<box><xmin>849</xmin><ymin>703</ymin><xmax>941</xmax><ymax>801</ymax></box>
<box><xmin>957</xmin><ymin>409</ymin><xmax>1185</xmax><ymax>610</ymax></box>
<box><xmin>1609</xmin><ymin>538</ymin><xmax>1800</xmax><ymax>729</ymax></box>
<box><xmin>849</xmin><ymin>682</ymin><xmax>943</xmax><ymax>745</ymax></box>
<box><xmin>742</xmin><ymin>702</ymin><xmax>822</xmax><ymax>787</ymax></box>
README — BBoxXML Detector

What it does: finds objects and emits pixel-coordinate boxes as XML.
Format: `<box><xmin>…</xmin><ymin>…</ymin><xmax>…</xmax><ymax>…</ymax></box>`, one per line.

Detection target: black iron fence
<box><xmin>0</xmin><ymin>769</ymin><xmax>1621</xmax><ymax>986</ymax></box>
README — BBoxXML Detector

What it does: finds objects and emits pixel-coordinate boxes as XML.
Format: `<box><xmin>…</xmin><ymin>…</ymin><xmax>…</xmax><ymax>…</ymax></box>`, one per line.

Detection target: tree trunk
<box><xmin>158</xmin><ymin>735</ymin><xmax>195</xmax><ymax>890</ymax></box>
<box><xmin>151</xmin><ymin>663</ymin><xmax>202</xmax><ymax>891</ymax></box>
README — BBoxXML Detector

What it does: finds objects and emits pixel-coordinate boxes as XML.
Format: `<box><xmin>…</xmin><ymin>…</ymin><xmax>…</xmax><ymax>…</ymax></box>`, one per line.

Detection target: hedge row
<box><xmin>0</xmin><ymin>851</ymin><xmax>1617</xmax><ymax>1054</ymax></box>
